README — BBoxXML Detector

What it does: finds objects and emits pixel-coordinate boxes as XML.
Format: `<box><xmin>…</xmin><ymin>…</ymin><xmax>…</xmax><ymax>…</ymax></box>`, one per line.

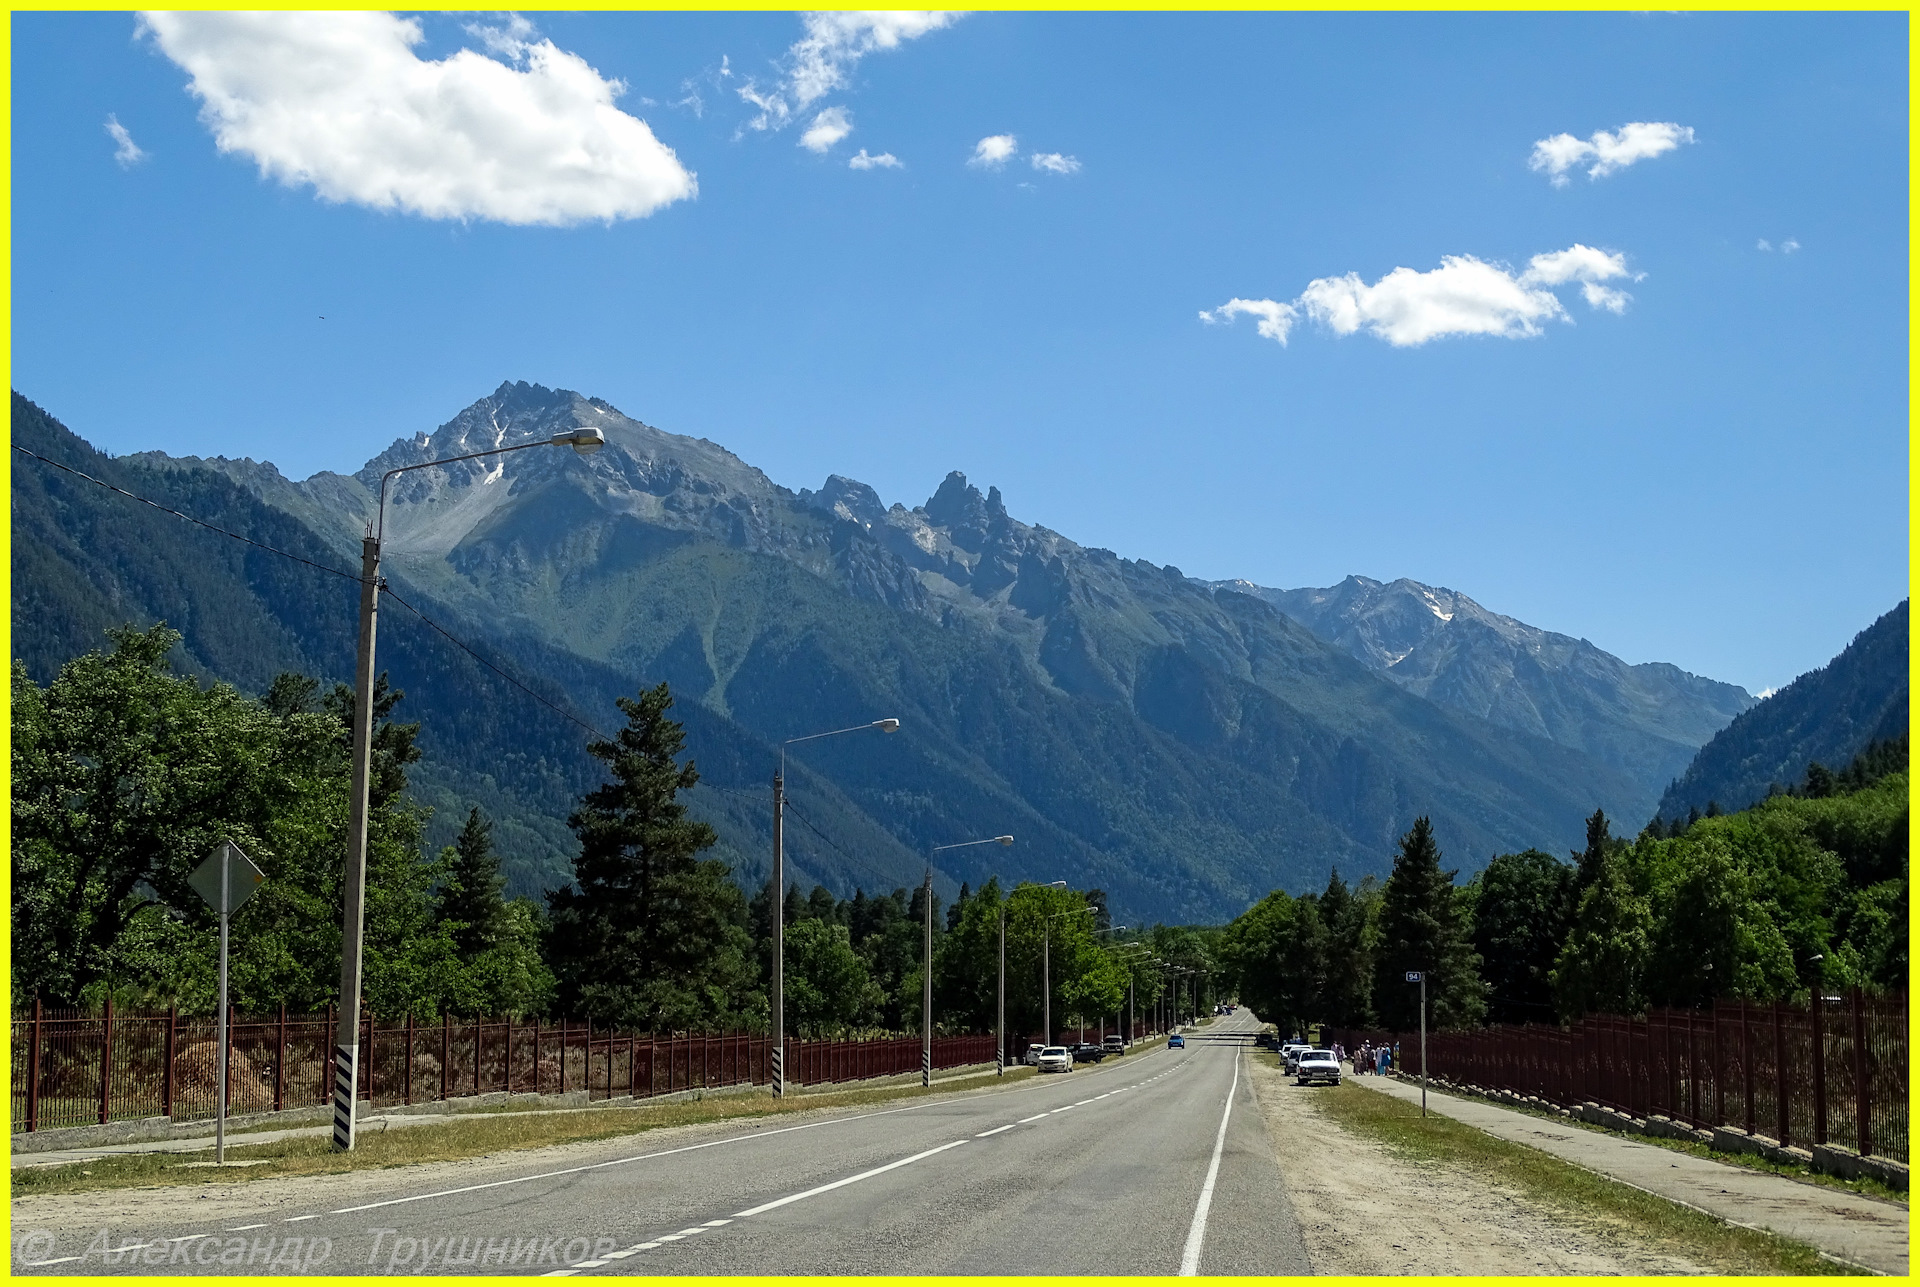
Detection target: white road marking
<box><xmin>323</xmin><ymin>1100</ymin><xmax>935</xmax><ymax>1217</ymax></box>
<box><xmin>732</xmin><ymin>1139</ymin><xmax>968</xmax><ymax>1219</ymax></box>
<box><xmin>975</xmin><ymin>1124</ymin><xmax>1016</xmax><ymax>1138</ymax></box>
<box><xmin>24</xmin><ymin>1257</ymin><xmax>82</xmax><ymax>1267</ymax></box>
<box><xmin>282</xmin><ymin>1214</ymin><xmax>321</xmax><ymax>1222</ymax></box>
<box><xmin>226</xmin><ymin>1224</ymin><xmax>267</xmax><ymax>1231</ymax></box>
<box><xmin>600</xmin><ymin>1250</ymin><xmax>635</xmax><ymax>1260</ymax></box>
<box><xmin>702</xmin><ymin>1219</ymin><xmax>732</xmax><ymax>1227</ymax></box>
<box><xmin>1178</xmin><ymin>1051</ymin><xmax>1240</xmax><ymax>1276</ymax></box>
<box><xmin>1017</xmin><ymin>1114</ymin><xmax>1048</xmax><ymax>1124</ymax></box>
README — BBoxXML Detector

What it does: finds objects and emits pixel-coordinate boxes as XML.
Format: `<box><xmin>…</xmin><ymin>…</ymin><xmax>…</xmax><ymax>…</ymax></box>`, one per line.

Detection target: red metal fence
<box><xmin>10</xmin><ymin>999</ymin><xmax>1002</xmax><ymax>1135</ymax></box>
<box><xmin>1336</xmin><ymin>988</ymin><xmax>1905</xmax><ymax>1162</ymax></box>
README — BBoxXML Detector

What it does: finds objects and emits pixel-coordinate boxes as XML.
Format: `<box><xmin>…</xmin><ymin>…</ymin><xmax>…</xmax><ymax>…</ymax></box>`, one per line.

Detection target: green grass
<box><xmin>1270</xmin><ymin>1056</ymin><xmax>1866</xmax><ymax>1276</ymax></box>
<box><xmin>1421</xmin><ymin>1077</ymin><xmax>1908</xmax><ymax>1206</ymax></box>
<box><xmin>11</xmin><ymin>1066</ymin><xmax>1037</xmax><ymax>1198</ymax></box>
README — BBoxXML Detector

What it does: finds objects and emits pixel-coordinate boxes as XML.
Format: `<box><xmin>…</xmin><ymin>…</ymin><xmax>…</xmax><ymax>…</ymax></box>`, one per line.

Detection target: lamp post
<box><xmin>923</xmin><ymin>836</ymin><xmax>1013</xmax><ymax>1086</ymax></box>
<box><xmin>331</xmin><ymin>423</ymin><xmax>606</xmax><ymax>1152</ymax></box>
<box><xmin>1043</xmin><ymin>900</ymin><xmax>1094</xmax><ymax>1046</ymax></box>
<box><xmin>771</xmin><ymin>719</ymin><xmax>901</xmax><ymax>1098</ymax></box>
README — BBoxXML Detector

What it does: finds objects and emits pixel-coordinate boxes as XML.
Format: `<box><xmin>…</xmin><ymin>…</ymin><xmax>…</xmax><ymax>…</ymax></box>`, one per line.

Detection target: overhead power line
<box><xmin>14</xmin><ymin>443</ymin><xmax>361</xmax><ymax>583</ymax></box>
<box><xmin>15</xmin><ymin>441</ymin><xmax>611</xmax><ymax>743</ymax></box>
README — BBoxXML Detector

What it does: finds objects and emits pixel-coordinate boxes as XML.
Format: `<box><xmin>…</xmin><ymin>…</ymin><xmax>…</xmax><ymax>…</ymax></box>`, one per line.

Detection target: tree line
<box><xmin>1219</xmin><ymin>738</ymin><xmax>1907</xmax><ymax>1037</ymax></box>
<box><xmin>12</xmin><ymin>625</ymin><xmax>1208</xmax><ymax>1037</ymax></box>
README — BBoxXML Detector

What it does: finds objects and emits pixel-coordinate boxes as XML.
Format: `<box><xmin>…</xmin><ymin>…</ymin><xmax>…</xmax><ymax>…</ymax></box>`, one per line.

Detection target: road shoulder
<box><xmin>1352</xmin><ymin>1071</ymin><xmax>1906</xmax><ymax>1275</ymax></box>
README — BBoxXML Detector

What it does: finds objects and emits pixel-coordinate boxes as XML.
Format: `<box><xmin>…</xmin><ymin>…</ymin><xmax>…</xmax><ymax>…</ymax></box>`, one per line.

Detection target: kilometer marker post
<box><xmin>1405</xmin><ymin>970</ymin><xmax>1427</xmax><ymax>1116</ymax></box>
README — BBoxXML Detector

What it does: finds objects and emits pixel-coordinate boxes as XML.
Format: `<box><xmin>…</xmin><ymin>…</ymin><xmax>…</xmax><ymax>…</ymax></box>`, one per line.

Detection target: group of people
<box><xmin>1346</xmin><ymin>1039</ymin><xmax>1395</xmax><ymax>1075</ymax></box>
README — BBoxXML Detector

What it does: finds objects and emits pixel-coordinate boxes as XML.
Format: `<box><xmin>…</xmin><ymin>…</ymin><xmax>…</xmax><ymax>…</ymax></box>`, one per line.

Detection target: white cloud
<box><xmin>1782</xmin><ymin>238</ymin><xmax>1801</xmax><ymax>254</ymax></box>
<box><xmin>969</xmin><ymin>134</ymin><xmax>1017</xmax><ymax>168</ymax></box>
<box><xmin>1529</xmin><ymin>121</ymin><xmax>1694</xmax><ymax>185</ymax></box>
<box><xmin>1207</xmin><ymin>244</ymin><xmax>1637</xmax><ymax>348</ymax></box>
<box><xmin>739</xmin><ymin>11</ymin><xmax>959</xmax><ymax>133</ymax></box>
<box><xmin>1030</xmin><ymin>151</ymin><xmax>1080</xmax><ymax>175</ymax></box>
<box><xmin>1199</xmin><ymin>298</ymin><xmax>1297</xmax><ymax>345</ymax></box>
<box><xmin>848</xmin><ymin>148</ymin><xmax>902</xmax><ymax>170</ymax></box>
<box><xmin>1757</xmin><ymin>238</ymin><xmax>1773</xmax><ymax>252</ymax></box>
<box><xmin>799</xmin><ymin>106</ymin><xmax>852</xmax><ymax>152</ymax></box>
<box><xmin>105</xmin><ymin>114</ymin><xmax>146</xmax><ymax>167</ymax></box>
<box><xmin>138</xmin><ymin>11</ymin><xmax>695</xmax><ymax>226</ymax></box>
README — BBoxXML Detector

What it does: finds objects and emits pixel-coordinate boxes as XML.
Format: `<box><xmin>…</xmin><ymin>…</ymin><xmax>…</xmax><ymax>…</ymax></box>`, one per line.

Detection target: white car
<box><xmin>1295</xmin><ymin>1049</ymin><xmax>1342</xmax><ymax>1086</ymax></box>
<box><xmin>1280</xmin><ymin>1042</ymin><xmax>1310</xmax><ymax>1072</ymax></box>
<box><xmin>1101</xmin><ymin>1034</ymin><xmax>1125</xmax><ymax>1054</ymax></box>
<box><xmin>1037</xmin><ymin>1046</ymin><xmax>1074</xmax><ymax>1074</ymax></box>
<box><xmin>1020</xmin><ymin>1043</ymin><xmax>1047</xmax><ymax>1067</ymax></box>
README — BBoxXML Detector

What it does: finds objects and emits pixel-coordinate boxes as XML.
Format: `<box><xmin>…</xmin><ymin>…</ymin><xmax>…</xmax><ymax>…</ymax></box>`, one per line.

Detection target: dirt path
<box><xmin>1246</xmin><ymin>1055</ymin><xmax>1709</xmax><ymax>1275</ymax></box>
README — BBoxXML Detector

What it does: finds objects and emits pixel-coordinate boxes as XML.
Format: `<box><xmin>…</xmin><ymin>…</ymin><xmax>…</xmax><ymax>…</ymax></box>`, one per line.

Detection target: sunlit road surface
<box><xmin>19</xmin><ymin>1010</ymin><xmax>1309</xmax><ymax>1276</ymax></box>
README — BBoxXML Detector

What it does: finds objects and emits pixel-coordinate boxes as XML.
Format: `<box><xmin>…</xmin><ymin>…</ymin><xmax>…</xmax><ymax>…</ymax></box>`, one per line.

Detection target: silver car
<box><xmin>1295</xmin><ymin>1048</ymin><xmax>1342</xmax><ymax>1086</ymax></box>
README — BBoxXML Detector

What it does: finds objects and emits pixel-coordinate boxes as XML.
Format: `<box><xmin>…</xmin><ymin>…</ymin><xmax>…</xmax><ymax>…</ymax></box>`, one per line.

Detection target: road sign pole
<box><xmin>1420</xmin><ymin>975</ymin><xmax>1428</xmax><ymax>1117</ymax></box>
<box><xmin>190</xmin><ymin>840</ymin><xmax>264</xmax><ymax>1164</ymax></box>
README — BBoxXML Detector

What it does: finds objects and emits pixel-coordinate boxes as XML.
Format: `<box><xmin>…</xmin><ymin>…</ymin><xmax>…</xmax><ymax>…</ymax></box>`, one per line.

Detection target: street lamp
<box><xmin>1043</xmin><ymin>900</ymin><xmax>1095</xmax><ymax>1046</ymax></box>
<box><xmin>771</xmin><ymin>719</ymin><xmax>901</xmax><ymax>1098</ymax></box>
<box><xmin>332</xmin><ymin>423</ymin><xmax>606</xmax><ymax>1151</ymax></box>
<box><xmin>925</xmin><ymin>836</ymin><xmax>1014</xmax><ymax>1086</ymax></box>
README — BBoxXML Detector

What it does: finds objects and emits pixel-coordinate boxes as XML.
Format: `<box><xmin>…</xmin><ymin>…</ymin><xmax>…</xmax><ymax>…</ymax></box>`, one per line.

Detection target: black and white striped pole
<box><xmin>331</xmin><ymin>426</ymin><xmax>605</xmax><ymax>1150</ymax></box>
<box><xmin>773</xmin><ymin>719</ymin><xmax>902</xmax><ymax>1099</ymax></box>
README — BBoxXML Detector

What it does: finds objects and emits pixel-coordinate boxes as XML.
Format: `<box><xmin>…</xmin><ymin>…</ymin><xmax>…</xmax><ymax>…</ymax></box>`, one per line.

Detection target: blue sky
<box><xmin>11</xmin><ymin>11</ymin><xmax>1908</xmax><ymax>694</ymax></box>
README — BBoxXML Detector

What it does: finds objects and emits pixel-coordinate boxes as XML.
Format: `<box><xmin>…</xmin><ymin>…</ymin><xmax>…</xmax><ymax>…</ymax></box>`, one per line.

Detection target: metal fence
<box><xmin>10</xmin><ymin>999</ymin><xmax>1004</xmax><ymax>1135</ymax></box>
<box><xmin>1335</xmin><ymin>988</ymin><xmax>1905</xmax><ymax>1162</ymax></box>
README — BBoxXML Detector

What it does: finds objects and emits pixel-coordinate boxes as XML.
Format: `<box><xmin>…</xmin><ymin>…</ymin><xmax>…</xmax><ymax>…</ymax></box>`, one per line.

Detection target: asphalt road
<box><xmin>23</xmin><ymin>1009</ymin><xmax>1312</xmax><ymax>1276</ymax></box>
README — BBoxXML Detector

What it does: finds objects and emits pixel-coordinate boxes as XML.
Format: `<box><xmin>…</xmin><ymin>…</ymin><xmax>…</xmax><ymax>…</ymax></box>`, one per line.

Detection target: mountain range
<box><xmin>13</xmin><ymin>382</ymin><xmax>1764</xmax><ymax>922</ymax></box>
<box><xmin>1655</xmin><ymin>600</ymin><xmax>1908</xmax><ymax>821</ymax></box>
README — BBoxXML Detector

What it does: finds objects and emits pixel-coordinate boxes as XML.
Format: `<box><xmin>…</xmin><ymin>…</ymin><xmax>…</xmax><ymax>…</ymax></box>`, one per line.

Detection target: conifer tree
<box><xmin>438</xmin><ymin>808</ymin><xmax>507</xmax><ymax>957</ymax></box>
<box><xmin>546</xmin><ymin>683</ymin><xmax>758</xmax><ymax>1031</ymax></box>
<box><xmin>1372</xmin><ymin>817</ymin><xmax>1485</xmax><ymax>1030</ymax></box>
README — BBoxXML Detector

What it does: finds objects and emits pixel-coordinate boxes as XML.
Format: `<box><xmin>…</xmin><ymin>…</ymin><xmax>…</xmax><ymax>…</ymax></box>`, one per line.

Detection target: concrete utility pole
<box><xmin>331</xmin><ymin>425</ymin><xmax>604</xmax><ymax>1151</ymax></box>
<box><xmin>771</xmin><ymin>719</ymin><xmax>900</xmax><ymax>1098</ymax></box>
<box><xmin>997</xmin><ymin>908</ymin><xmax>1006</xmax><ymax>1075</ymax></box>
<box><xmin>922</xmin><ymin>869</ymin><xmax>934</xmax><ymax>1087</ymax></box>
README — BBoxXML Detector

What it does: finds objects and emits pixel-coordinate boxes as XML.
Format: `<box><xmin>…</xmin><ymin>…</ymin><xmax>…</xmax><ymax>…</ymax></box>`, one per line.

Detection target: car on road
<box><xmin>1037</xmin><ymin>1046</ymin><xmax>1074</xmax><ymax>1073</ymax></box>
<box><xmin>1167</xmin><ymin>1033</ymin><xmax>1185</xmax><ymax>1048</ymax></box>
<box><xmin>1020</xmin><ymin>1043</ymin><xmax>1047</xmax><ymax>1067</ymax></box>
<box><xmin>1070</xmin><ymin>1043</ymin><xmax>1108</xmax><ymax>1064</ymax></box>
<box><xmin>1295</xmin><ymin>1048</ymin><xmax>1342</xmax><ymax>1086</ymax></box>
<box><xmin>1102</xmin><ymin>1035</ymin><xmax>1125</xmax><ymax>1054</ymax></box>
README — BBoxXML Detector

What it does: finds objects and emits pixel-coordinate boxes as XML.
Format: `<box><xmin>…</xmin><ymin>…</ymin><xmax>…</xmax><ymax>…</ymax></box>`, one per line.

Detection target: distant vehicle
<box><xmin>1280</xmin><ymin>1043</ymin><xmax>1310</xmax><ymax>1072</ymax></box>
<box><xmin>1070</xmin><ymin>1043</ymin><xmax>1108</xmax><ymax>1063</ymax></box>
<box><xmin>1168</xmin><ymin>1033</ymin><xmax>1185</xmax><ymax>1048</ymax></box>
<box><xmin>1295</xmin><ymin>1048</ymin><xmax>1342</xmax><ymax>1086</ymax></box>
<box><xmin>1020</xmin><ymin>1043</ymin><xmax>1047</xmax><ymax>1067</ymax></box>
<box><xmin>1037</xmin><ymin>1046</ymin><xmax>1074</xmax><ymax>1074</ymax></box>
<box><xmin>1255</xmin><ymin>1032</ymin><xmax>1280</xmax><ymax>1050</ymax></box>
<box><xmin>1102</xmin><ymin>1035</ymin><xmax>1125</xmax><ymax>1053</ymax></box>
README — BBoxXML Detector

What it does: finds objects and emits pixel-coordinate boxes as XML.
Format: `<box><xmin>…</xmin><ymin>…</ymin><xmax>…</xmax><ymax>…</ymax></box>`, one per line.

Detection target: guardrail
<box><xmin>10</xmin><ymin>999</ymin><xmax>1001</xmax><ymax>1135</ymax></box>
<box><xmin>1335</xmin><ymin>988</ymin><xmax>1905</xmax><ymax>1163</ymax></box>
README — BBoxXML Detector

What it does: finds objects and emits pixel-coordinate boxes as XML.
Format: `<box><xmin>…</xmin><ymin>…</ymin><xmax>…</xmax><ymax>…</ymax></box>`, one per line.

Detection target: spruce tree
<box><xmin>546</xmin><ymin>683</ymin><xmax>758</xmax><ymax>1031</ymax></box>
<box><xmin>1372</xmin><ymin>817</ymin><xmax>1485</xmax><ymax>1031</ymax></box>
<box><xmin>438</xmin><ymin>808</ymin><xmax>507</xmax><ymax>957</ymax></box>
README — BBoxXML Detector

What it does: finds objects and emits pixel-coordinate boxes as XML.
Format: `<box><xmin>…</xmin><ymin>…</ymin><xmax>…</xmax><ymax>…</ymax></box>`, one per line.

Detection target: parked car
<box><xmin>1037</xmin><ymin>1046</ymin><xmax>1074</xmax><ymax>1074</ymax></box>
<box><xmin>1167</xmin><ymin>1033</ymin><xmax>1185</xmax><ymax>1048</ymax></box>
<box><xmin>1070</xmin><ymin>1043</ymin><xmax>1108</xmax><ymax>1063</ymax></box>
<box><xmin>1254</xmin><ymin>1032</ymin><xmax>1280</xmax><ymax>1050</ymax></box>
<box><xmin>1280</xmin><ymin>1043</ymin><xmax>1310</xmax><ymax>1072</ymax></box>
<box><xmin>1295</xmin><ymin>1048</ymin><xmax>1342</xmax><ymax>1086</ymax></box>
<box><xmin>1020</xmin><ymin>1043</ymin><xmax>1047</xmax><ymax>1067</ymax></box>
<box><xmin>1101</xmin><ymin>1035</ymin><xmax>1125</xmax><ymax>1053</ymax></box>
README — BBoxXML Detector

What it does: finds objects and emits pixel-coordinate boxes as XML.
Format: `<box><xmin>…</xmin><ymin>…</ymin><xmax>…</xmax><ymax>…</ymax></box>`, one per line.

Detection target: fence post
<box><xmin>28</xmin><ymin>996</ymin><xmax>42</xmax><ymax>1133</ymax></box>
<box><xmin>560</xmin><ymin>1017</ymin><xmax>568</xmax><ymax>1094</ymax></box>
<box><xmin>1811</xmin><ymin>986</ymin><xmax>1827</xmax><ymax>1147</ymax></box>
<box><xmin>1852</xmin><ymin>987</ymin><xmax>1870</xmax><ymax>1157</ymax></box>
<box><xmin>1743</xmin><ymin>997</ymin><xmax>1754</xmax><ymax>1136</ymax></box>
<box><xmin>163</xmin><ymin>1005</ymin><xmax>177</xmax><ymax>1120</ymax></box>
<box><xmin>1687</xmin><ymin>1008</ymin><xmax>1700</xmax><ymax>1126</ymax></box>
<box><xmin>404</xmin><ymin>1012</ymin><xmax>415</xmax><ymax>1105</ymax></box>
<box><xmin>442</xmin><ymin>1012</ymin><xmax>451</xmax><ymax>1102</ymax></box>
<box><xmin>98</xmin><ymin>994</ymin><xmax>114</xmax><ymax>1125</ymax></box>
<box><xmin>324</xmin><ymin>1002</ymin><xmax>335</xmax><ymax>1105</ymax></box>
<box><xmin>274</xmin><ymin>1003</ymin><xmax>287</xmax><ymax>1113</ymax></box>
<box><xmin>475</xmin><ymin>1017</ymin><xmax>483</xmax><ymax>1099</ymax></box>
<box><xmin>364</xmin><ymin>1009</ymin><xmax>374</xmax><ymax>1105</ymax></box>
<box><xmin>532</xmin><ymin>1017</ymin><xmax>541</xmax><ymax>1095</ymax></box>
<box><xmin>1711</xmin><ymin>1001</ymin><xmax>1723</xmax><ymax>1127</ymax></box>
<box><xmin>1773</xmin><ymin>999</ymin><xmax>1788</xmax><ymax>1146</ymax></box>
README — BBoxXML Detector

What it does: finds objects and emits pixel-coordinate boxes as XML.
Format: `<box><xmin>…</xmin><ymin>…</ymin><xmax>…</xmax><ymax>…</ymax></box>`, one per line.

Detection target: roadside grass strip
<box><xmin>1312</xmin><ymin>1072</ymin><xmax>1862</xmax><ymax>1276</ymax></box>
<box><xmin>9</xmin><ymin>1066</ymin><xmax>1038</xmax><ymax>1198</ymax></box>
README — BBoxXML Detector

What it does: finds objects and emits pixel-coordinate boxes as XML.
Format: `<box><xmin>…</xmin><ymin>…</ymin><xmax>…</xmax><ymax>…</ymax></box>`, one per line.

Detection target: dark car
<box><xmin>1070</xmin><ymin>1043</ymin><xmax>1108</xmax><ymax>1063</ymax></box>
